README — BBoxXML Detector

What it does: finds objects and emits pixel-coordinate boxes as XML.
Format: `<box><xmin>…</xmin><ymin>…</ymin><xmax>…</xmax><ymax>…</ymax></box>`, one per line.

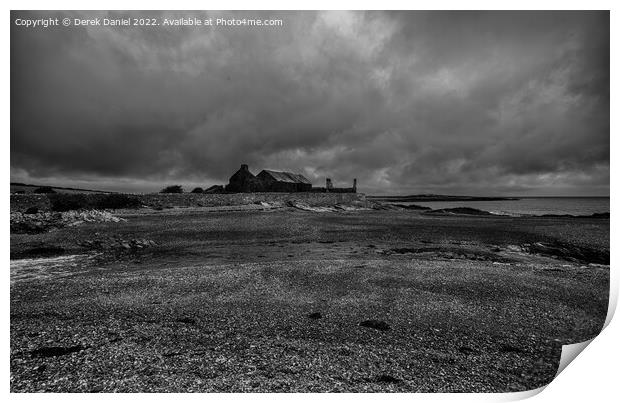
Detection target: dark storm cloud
<box><xmin>11</xmin><ymin>10</ymin><xmax>609</xmax><ymax>194</ymax></box>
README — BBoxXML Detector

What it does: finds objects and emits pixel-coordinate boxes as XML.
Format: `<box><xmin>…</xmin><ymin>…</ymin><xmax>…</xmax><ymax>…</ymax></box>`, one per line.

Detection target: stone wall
<box><xmin>10</xmin><ymin>192</ymin><xmax>365</xmax><ymax>212</ymax></box>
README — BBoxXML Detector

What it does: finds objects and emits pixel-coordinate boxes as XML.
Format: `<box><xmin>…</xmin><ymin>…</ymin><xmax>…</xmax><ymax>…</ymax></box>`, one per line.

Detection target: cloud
<box><xmin>11</xmin><ymin>10</ymin><xmax>609</xmax><ymax>195</ymax></box>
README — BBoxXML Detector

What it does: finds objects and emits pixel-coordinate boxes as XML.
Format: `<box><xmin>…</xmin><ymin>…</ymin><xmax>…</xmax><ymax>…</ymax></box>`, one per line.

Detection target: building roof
<box><xmin>259</xmin><ymin>169</ymin><xmax>312</xmax><ymax>184</ymax></box>
<box><xmin>229</xmin><ymin>164</ymin><xmax>256</xmax><ymax>181</ymax></box>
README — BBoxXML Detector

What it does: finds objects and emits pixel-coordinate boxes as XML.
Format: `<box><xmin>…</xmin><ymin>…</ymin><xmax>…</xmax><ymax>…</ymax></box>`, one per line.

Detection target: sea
<box><xmin>404</xmin><ymin>197</ymin><xmax>610</xmax><ymax>217</ymax></box>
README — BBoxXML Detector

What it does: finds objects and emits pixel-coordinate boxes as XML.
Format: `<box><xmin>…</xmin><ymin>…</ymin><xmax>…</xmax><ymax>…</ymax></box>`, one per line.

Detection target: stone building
<box><xmin>224</xmin><ymin>163</ymin><xmax>355</xmax><ymax>193</ymax></box>
<box><xmin>224</xmin><ymin>164</ymin><xmax>264</xmax><ymax>193</ymax></box>
<box><xmin>256</xmin><ymin>170</ymin><xmax>312</xmax><ymax>192</ymax></box>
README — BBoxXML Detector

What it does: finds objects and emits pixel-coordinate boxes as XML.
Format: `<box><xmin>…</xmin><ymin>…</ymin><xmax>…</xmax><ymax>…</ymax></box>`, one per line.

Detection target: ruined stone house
<box><xmin>256</xmin><ymin>170</ymin><xmax>312</xmax><ymax>192</ymax></box>
<box><xmin>224</xmin><ymin>163</ymin><xmax>355</xmax><ymax>193</ymax></box>
<box><xmin>224</xmin><ymin>164</ymin><xmax>264</xmax><ymax>193</ymax></box>
<box><xmin>225</xmin><ymin>164</ymin><xmax>312</xmax><ymax>193</ymax></box>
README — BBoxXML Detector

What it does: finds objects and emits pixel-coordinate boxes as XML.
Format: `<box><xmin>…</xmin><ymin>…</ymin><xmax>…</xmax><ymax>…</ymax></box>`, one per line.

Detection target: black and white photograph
<box><xmin>8</xmin><ymin>7</ymin><xmax>612</xmax><ymax>395</ymax></box>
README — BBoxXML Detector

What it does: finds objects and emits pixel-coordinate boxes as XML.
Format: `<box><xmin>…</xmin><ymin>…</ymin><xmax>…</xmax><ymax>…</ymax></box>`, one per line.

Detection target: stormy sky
<box><xmin>11</xmin><ymin>11</ymin><xmax>609</xmax><ymax>195</ymax></box>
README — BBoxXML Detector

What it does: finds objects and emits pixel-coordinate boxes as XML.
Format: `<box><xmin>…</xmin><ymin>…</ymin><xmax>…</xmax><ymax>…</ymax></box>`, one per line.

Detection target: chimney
<box><xmin>353</xmin><ymin>178</ymin><xmax>357</xmax><ymax>193</ymax></box>
<box><xmin>326</xmin><ymin>178</ymin><xmax>333</xmax><ymax>191</ymax></box>
<box><xmin>241</xmin><ymin>164</ymin><xmax>249</xmax><ymax>171</ymax></box>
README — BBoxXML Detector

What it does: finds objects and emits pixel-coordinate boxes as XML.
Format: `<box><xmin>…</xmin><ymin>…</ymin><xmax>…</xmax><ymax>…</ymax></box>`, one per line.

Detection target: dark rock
<box><xmin>376</xmin><ymin>374</ymin><xmax>402</xmax><ymax>383</ymax></box>
<box><xmin>308</xmin><ymin>312</ymin><xmax>322</xmax><ymax>320</ymax></box>
<box><xmin>424</xmin><ymin>207</ymin><xmax>495</xmax><ymax>216</ymax></box>
<box><xmin>393</xmin><ymin>203</ymin><xmax>432</xmax><ymax>211</ymax></box>
<box><xmin>107</xmin><ymin>332</ymin><xmax>122</xmax><ymax>343</ymax></box>
<box><xmin>30</xmin><ymin>345</ymin><xmax>84</xmax><ymax>358</ymax></box>
<box><xmin>177</xmin><ymin>317</ymin><xmax>196</xmax><ymax>325</ymax></box>
<box><xmin>522</xmin><ymin>242</ymin><xmax>609</xmax><ymax>265</ymax></box>
<box><xmin>458</xmin><ymin>346</ymin><xmax>477</xmax><ymax>355</ymax></box>
<box><xmin>359</xmin><ymin>320</ymin><xmax>390</xmax><ymax>331</ymax></box>
<box><xmin>338</xmin><ymin>347</ymin><xmax>352</xmax><ymax>356</ymax></box>
<box><xmin>499</xmin><ymin>343</ymin><xmax>525</xmax><ymax>354</ymax></box>
<box><xmin>12</xmin><ymin>246</ymin><xmax>65</xmax><ymax>259</ymax></box>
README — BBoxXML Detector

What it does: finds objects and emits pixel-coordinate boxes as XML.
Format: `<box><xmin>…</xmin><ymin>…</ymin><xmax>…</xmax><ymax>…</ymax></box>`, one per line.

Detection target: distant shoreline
<box><xmin>367</xmin><ymin>195</ymin><xmax>520</xmax><ymax>202</ymax></box>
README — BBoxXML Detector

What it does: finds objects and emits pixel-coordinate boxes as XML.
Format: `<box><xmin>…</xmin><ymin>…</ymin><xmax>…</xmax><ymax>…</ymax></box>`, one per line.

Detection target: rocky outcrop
<box><xmin>11</xmin><ymin>192</ymin><xmax>365</xmax><ymax>212</ymax></box>
<box><xmin>10</xmin><ymin>210</ymin><xmax>125</xmax><ymax>234</ymax></box>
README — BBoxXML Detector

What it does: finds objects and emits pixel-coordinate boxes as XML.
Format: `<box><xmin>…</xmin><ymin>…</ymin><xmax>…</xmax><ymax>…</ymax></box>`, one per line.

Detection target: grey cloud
<box><xmin>11</xmin><ymin>10</ymin><xmax>609</xmax><ymax>195</ymax></box>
